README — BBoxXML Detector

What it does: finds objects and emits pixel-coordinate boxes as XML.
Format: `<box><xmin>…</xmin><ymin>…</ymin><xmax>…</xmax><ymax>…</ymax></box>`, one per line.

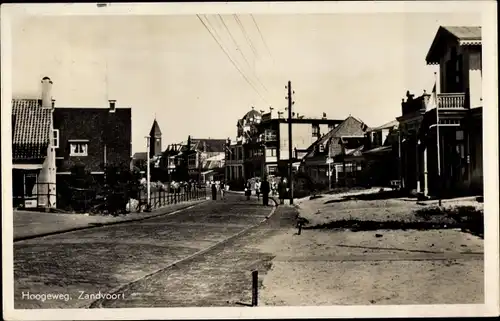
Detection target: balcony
<box><xmin>437</xmin><ymin>93</ymin><xmax>466</xmax><ymax>109</ymax></box>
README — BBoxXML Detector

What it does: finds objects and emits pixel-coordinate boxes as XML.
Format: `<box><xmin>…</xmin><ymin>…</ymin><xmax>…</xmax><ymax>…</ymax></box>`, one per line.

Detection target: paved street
<box><xmin>14</xmin><ymin>194</ymin><xmax>278</xmax><ymax>309</ymax></box>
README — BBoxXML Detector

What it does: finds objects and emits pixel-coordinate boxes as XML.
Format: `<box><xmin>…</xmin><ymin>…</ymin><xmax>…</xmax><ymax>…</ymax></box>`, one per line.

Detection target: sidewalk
<box><xmin>13</xmin><ymin>199</ymin><xmax>207</xmax><ymax>241</ymax></box>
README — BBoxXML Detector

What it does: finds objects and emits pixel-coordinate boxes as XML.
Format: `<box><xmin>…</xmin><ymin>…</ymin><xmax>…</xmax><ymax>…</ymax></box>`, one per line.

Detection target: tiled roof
<box><xmin>12</xmin><ymin>99</ymin><xmax>51</xmax><ymax>160</ymax></box>
<box><xmin>304</xmin><ymin>116</ymin><xmax>367</xmax><ymax>157</ymax></box>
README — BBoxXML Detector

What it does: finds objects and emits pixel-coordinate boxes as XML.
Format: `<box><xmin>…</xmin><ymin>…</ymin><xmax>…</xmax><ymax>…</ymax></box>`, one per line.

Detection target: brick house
<box><xmin>53</xmin><ymin>100</ymin><xmax>132</xmax><ymax>181</ymax></box>
<box><xmin>299</xmin><ymin>115</ymin><xmax>369</xmax><ymax>187</ymax></box>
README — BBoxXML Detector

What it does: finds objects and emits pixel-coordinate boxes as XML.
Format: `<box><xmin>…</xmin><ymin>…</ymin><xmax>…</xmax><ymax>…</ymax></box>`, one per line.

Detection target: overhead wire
<box><xmin>196</xmin><ymin>14</ymin><xmax>269</xmax><ymax>105</ymax></box>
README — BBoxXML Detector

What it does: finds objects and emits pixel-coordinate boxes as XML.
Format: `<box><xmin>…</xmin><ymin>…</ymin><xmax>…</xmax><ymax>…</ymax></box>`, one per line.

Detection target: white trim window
<box><xmin>52</xmin><ymin>129</ymin><xmax>59</xmax><ymax>148</ymax></box>
<box><xmin>69</xmin><ymin>141</ymin><xmax>88</xmax><ymax>156</ymax></box>
<box><xmin>265</xmin><ymin>147</ymin><xmax>277</xmax><ymax>157</ymax></box>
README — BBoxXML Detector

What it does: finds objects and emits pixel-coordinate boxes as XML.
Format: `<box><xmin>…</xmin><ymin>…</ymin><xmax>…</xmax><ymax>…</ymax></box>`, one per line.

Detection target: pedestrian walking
<box><xmin>255</xmin><ymin>179</ymin><xmax>261</xmax><ymax>200</ymax></box>
<box><xmin>245</xmin><ymin>181</ymin><xmax>252</xmax><ymax>200</ymax></box>
<box><xmin>278</xmin><ymin>177</ymin><xmax>288</xmax><ymax>205</ymax></box>
<box><xmin>220</xmin><ymin>180</ymin><xmax>225</xmax><ymax>200</ymax></box>
<box><xmin>211</xmin><ymin>182</ymin><xmax>217</xmax><ymax>200</ymax></box>
<box><xmin>261</xmin><ymin>176</ymin><xmax>270</xmax><ymax>206</ymax></box>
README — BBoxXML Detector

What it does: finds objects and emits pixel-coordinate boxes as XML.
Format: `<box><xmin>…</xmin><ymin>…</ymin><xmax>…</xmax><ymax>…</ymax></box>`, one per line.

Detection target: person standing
<box><xmin>245</xmin><ymin>180</ymin><xmax>252</xmax><ymax>200</ymax></box>
<box><xmin>211</xmin><ymin>182</ymin><xmax>217</xmax><ymax>200</ymax></box>
<box><xmin>220</xmin><ymin>180</ymin><xmax>225</xmax><ymax>200</ymax></box>
<box><xmin>255</xmin><ymin>179</ymin><xmax>261</xmax><ymax>200</ymax></box>
<box><xmin>261</xmin><ymin>176</ymin><xmax>270</xmax><ymax>206</ymax></box>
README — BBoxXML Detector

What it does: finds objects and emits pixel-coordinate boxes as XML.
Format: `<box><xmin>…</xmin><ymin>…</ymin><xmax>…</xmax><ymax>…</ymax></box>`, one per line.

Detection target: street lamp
<box><xmin>145</xmin><ymin>135</ymin><xmax>151</xmax><ymax>211</ymax></box>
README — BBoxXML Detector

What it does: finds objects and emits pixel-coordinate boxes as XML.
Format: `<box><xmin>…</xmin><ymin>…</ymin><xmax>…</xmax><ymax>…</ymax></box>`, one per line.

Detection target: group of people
<box><xmin>245</xmin><ymin>176</ymin><xmax>289</xmax><ymax>206</ymax></box>
<box><xmin>211</xmin><ymin>180</ymin><xmax>227</xmax><ymax>200</ymax></box>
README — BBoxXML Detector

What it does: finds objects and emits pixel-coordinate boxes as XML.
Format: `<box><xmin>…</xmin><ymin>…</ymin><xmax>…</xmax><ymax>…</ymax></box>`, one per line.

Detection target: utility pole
<box><xmin>286</xmin><ymin>81</ymin><xmax>294</xmax><ymax>204</ymax></box>
<box><xmin>145</xmin><ymin>135</ymin><xmax>151</xmax><ymax>211</ymax></box>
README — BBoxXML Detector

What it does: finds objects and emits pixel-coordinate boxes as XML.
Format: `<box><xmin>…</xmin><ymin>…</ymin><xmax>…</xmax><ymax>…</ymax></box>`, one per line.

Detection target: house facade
<box><xmin>12</xmin><ymin>77</ymin><xmax>57</xmax><ymax>209</ymax></box>
<box><xmin>359</xmin><ymin>120</ymin><xmax>400</xmax><ymax>187</ymax></box>
<box><xmin>225</xmin><ymin>107</ymin><xmax>344</xmax><ymax>183</ymax></box>
<box><xmin>398</xmin><ymin>26</ymin><xmax>483</xmax><ymax>196</ymax></box>
<box><xmin>300</xmin><ymin>116</ymin><xmax>369</xmax><ymax>188</ymax></box>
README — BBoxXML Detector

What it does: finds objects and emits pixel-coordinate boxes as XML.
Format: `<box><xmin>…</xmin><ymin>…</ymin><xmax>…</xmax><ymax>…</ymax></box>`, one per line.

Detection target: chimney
<box><xmin>41</xmin><ymin>76</ymin><xmax>53</xmax><ymax>108</ymax></box>
<box><xmin>109</xmin><ymin>99</ymin><xmax>116</xmax><ymax>112</ymax></box>
<box><xmin>51</xmin><ymin>99</ymin><xmax>56</xmax><ymax>109</ymax></box>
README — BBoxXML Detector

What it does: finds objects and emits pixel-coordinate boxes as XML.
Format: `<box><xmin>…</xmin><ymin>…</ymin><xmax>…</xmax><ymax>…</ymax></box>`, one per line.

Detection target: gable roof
<box><xmin>12</xmin><ymin>99</ymin><xmax>52</xmax><ymax>161</ymax></box>
<box><xmin>303</xmin><ymin>116</ymin><xmax>368</xmax><ymax>158</ymax></box>
<box><xmin>368</xmin><ymin>119</ymin><xmax>399</xmax><ymax>131</ymax></box>
<box><xmin>149</xmin><ymin>119</ymin><xmax>162</xmax><ymax>137</ymax></box>
<box><xmin>426</xmin><ymin>26</ymin><xmax>481</xmax><ymax>64</ymax></box>
<box><xmin>191</xmin><ymin>138</ymin><xmax>227</xmax><ymax>153</ymax></box>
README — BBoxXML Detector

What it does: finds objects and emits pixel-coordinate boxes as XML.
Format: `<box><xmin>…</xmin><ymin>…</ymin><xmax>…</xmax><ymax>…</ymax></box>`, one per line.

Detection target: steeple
<box><xmin>149</xmin><ymin>118</ymin><xmax>162</xmax><ymax>156</ymax></box>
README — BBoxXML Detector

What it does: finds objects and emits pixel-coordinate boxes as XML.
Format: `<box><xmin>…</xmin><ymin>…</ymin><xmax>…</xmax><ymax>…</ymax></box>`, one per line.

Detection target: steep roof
<box><xmin>191</xmin><ymin>138</ymin><xmax>227</xmax><ymax>153</ymax></box>
<box><xmin>304</xmin><ymin>116</ymin><xmax>368</xmax><ymax>158</ymax></box>
<box><xmin>12</xmin><ymin>99</ymin><xmax>52</xmax><ymax>161</ymax></box>
<box><xmin>149</xmin><ymin>119</ymin><xmax>162</xmax><ymax>137</ymax></box>
<box><xmin>426</xmin><ymin>26</ymin><xmax>481</xmax><ymax>64</ymax></box>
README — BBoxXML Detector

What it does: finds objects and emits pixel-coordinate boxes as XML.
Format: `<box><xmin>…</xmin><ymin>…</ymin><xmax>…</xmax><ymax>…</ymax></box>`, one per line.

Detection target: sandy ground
<box><xmin>257</xmin><ymin>188</ymin><xmax>484</xmax><ymax>306</ymax></box>
<box><xmin>257</xmin><ymin>228</ymin><xmax>484</xmax><ymax>305</ymax></box>
<box><xmin>295</xmin><ymin>189</ymin><xmax>483</xmax><ymax>227</ymax></box>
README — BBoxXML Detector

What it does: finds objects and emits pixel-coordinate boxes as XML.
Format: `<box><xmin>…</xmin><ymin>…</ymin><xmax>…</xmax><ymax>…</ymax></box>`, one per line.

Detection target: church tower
<box><xmin>149</xmin><ymin>119</ymin><xmax>162</xmax><ymax>156</ymax></box>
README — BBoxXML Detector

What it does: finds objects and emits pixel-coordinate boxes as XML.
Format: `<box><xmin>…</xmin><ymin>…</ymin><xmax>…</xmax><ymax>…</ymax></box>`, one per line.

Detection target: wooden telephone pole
<box><xmin>286</xmin><ymin>81</ymin><xmax>294</xmax><ymax>204</ymax></box>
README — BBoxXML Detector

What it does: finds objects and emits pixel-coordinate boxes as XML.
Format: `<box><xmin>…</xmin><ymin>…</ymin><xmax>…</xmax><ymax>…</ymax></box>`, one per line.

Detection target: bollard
<box><xmin>297</xmin><ymin>221</ymin><xmax>302</xmax><ymax>235</ymax></box>
<box><xmin>251</xmin><ymin>270</ymin><xmax>258</xmax><ymax>306</ymax></box>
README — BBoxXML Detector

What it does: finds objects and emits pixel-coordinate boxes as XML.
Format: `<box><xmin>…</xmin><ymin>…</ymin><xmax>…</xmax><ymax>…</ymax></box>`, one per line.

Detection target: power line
<box><xmin>197</xmin><ymin>14</ymin><xmax>269</xmax><ymax>105</ymax></box>
<box><xmin>233</xmin><ymin>14</ymin><xmax>259</xmax><ymax>58</ymax></box>
<box><xmin>250</xmin><ymin>14</ymin><xmax>275</xmax><ymax>63</ymax></box>
<box><xmin>217</xmin><ymin>15</ymin><xmax>270</xmax><ymax>95</ymax></box>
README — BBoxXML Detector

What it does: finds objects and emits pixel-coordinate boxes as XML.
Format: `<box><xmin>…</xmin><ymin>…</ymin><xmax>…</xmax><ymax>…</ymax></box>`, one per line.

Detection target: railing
<box><xmin>132</xmin><ymin>186</ymin><xmax>207</xmax><ymax>212</ymax></box>
<box><xmin>437</xmin><ymin>93</ymin><xmax>466</xmax><ymax>109</ymax></box>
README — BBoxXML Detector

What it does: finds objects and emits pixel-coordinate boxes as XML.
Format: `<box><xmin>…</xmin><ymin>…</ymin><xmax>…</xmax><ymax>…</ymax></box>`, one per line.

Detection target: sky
<box><xmin>10</xmin><ymin>11</ymin><xmax>480</xmax><ymax>153</ymax></box>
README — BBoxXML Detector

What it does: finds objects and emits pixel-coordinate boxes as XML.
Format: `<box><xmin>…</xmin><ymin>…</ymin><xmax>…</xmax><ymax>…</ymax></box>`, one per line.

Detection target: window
<box><xmin>266</xmin><ymin>148</ymin><xmax>277</xmax><ymax>157</ymax></box>
<box><xmin>456</xmin><ymin>130</ymin><xmax>464</xmax><ymax>141</ymax></box>
<box><xmin>70</xmin><ymin>142</ymin><xmax>88</xmax><ymax>156</ymax></box>
<box><xmin>265</xmin><ymin>129</ymin><xmax>277</xmax><ymax>141</ymax></box>
<box><xmin>268</xmin><ymin>166</ymin><xmax>278</xmax><ymax>174</ymax></box>
<box><xmin>312</xmin><ymin>124</ymin><xmax>320</xmax><ymax>137</ymax></box>
<box><xmin>319</xmin><ymin>144</ymin><xmax>325</xmax><ymax>153</ymax></box>
<box><xmin>52</xmin><ymin>129</ymin><xmax>59</xmax><ymax>148</ymax></box>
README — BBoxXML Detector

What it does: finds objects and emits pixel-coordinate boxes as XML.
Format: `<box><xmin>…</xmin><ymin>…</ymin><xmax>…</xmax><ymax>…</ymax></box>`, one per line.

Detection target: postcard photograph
<box><xmin>1</xmin><ymin>1</ymin><xmax>498</xmax><ymax>320</ymax></box>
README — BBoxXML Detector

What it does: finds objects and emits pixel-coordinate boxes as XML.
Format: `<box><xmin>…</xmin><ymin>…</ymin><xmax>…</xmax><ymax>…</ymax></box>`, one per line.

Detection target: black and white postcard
<box><xmin>1</xmin><ymin>1</ymin><xmax>498</xmax><ymax>320</ymax></box>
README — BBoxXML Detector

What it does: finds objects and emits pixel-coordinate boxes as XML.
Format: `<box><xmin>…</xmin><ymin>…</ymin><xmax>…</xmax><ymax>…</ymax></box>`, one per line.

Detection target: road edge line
<box><xmin>88</xmin><ymin>204</ymin><xmax>277</xmax><ymax>309</ymax></box>
<box><xmin>13</xmin><ymin>199</ymin><xmax>208</xmax><ymax>243</ymax></box>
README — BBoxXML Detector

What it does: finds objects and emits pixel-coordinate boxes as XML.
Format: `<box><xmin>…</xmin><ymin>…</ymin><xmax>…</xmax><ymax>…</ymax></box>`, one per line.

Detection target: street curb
<box><xmin>13</xmin><ymin>199</ymin><xmax>208</xmax><ymax>242</ymax></box>
<box><xmin>88</xmin><ymin>202</ymin><xmax>278</xmax><ymax>309</ymax></box>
